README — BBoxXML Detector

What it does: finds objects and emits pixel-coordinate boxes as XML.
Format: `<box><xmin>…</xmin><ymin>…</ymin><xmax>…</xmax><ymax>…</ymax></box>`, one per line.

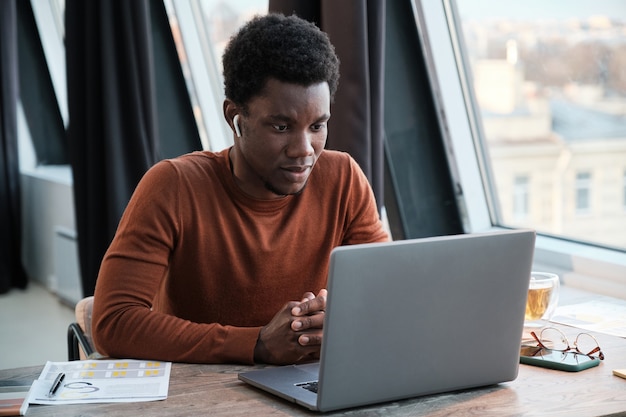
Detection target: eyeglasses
<box><xmin>529</xmin><ymin>327</ymin><xmax>605</xmax><ymax>360</ymax></box>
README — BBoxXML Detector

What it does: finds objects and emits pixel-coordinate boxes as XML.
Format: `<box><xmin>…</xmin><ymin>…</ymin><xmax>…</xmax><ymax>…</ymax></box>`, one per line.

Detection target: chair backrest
<box><xmin>76</xmin><ymin>296</ymin><xmax>95</xmax><ymax>358</ymax></box>
<box><xmin>67</xmin><ymin>296</ymin><xmax>100</xmax><ymax>360</ymax></box>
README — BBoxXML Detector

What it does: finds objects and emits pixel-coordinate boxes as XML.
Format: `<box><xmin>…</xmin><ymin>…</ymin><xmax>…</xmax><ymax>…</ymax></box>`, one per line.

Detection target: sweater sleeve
<box><xmin>92</xmin><ymin>160</ymin><xmax>260</xmax><ymax>364</ymax></box>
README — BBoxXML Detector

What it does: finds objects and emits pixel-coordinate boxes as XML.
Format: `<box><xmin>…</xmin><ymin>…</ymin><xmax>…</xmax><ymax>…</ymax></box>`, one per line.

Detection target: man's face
<box><xmin>230</xmin><ymin>79</ymin><xmax>330</xmax><ymax>200</ymax></box>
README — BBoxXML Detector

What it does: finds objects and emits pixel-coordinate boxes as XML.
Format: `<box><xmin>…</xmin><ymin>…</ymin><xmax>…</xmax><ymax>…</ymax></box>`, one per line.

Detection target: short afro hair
<box><xmin>222</xmin><ymin>13</ymin><xmax>340</xmax><ymax>109</ymax></box>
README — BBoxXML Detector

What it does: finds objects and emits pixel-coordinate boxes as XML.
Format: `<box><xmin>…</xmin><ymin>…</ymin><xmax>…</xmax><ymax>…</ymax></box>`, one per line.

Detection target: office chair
<box><xmin>67</xmin><ymin>296</ymin><xmax>101</xmax><ymax>360</ymax></box>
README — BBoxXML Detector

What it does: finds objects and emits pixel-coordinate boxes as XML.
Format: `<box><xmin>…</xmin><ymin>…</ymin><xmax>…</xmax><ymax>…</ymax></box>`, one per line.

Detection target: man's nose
<box><xmin>287</xmin><ymin>130</ymin><xmax>315</xmax><ymax>158</ymax></box>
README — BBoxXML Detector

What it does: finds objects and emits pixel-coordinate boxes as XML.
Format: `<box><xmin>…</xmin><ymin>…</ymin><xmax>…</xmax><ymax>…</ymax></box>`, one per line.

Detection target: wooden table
<box><xmin>2</xmin><ymin>324</ymin><xmax>626</xmax><ymax>417</ymax></box>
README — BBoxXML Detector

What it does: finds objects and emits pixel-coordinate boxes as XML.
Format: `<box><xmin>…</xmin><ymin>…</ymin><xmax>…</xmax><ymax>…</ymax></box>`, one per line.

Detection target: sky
<box><xmin>457</xmin><ymin>0</ymin><xmax>626</xmax><ymax>21</ymax></box>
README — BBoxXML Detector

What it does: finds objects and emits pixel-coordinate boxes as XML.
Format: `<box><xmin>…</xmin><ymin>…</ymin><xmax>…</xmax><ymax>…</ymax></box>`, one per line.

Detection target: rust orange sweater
<box><xmin>92</xmin><ymin>148</ymin><xmax>389</xmax><ymax>364</ymax></box>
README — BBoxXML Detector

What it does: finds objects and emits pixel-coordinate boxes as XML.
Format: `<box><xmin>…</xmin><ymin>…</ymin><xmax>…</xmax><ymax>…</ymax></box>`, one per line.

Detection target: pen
<box><xmin>47</xmin><ymin>372</ymin><xmax>65</xmax><ymax>397</ymax></box>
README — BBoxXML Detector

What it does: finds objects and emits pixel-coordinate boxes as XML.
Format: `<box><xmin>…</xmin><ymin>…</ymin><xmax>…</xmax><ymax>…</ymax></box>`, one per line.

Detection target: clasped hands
<box><xmin>254</xmin><ymin>289</ymin><xmax>327</xmax><ymax>365</ymax></box>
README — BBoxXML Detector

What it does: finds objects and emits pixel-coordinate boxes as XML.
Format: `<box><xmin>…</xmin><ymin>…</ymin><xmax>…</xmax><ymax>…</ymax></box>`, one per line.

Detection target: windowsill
<box><xmin>21</xmin><ymin>164</ymin><xmax>73</xmax><ymax>186</ymax></box>
<box><xmin>533</xmin><ymin>234</ymin><xmax>626</xmax><ymax>300</ymax></box>
<box><xmin>476</xmin><ymin>226</ymin><xmax>626</xmax><ymax>300</ymax></box>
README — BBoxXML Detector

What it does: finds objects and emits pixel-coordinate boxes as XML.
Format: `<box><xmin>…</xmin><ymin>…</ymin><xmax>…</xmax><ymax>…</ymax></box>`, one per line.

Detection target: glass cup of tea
<box><xmin>524</xmin><ymin>272</ymin><xmax>560</xmax><ymax>328</ymax></box>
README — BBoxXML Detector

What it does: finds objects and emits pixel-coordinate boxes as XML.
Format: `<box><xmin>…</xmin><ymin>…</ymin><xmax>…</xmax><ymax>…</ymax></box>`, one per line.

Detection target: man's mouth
<box><xmin>282</xmin><ymin>165</ymin><xmax>311</xmax><ymax>182</ymax></box>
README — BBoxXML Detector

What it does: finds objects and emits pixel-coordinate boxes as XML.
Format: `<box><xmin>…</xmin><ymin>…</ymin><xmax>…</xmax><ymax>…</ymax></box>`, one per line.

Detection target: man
<box><xmin>92</xmin><ymin>13</ymin><xmax>389</xmax><ymax>365</ymax></box>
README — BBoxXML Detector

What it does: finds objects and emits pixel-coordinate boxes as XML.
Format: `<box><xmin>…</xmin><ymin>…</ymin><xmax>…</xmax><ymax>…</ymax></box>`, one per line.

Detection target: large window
<box><xmin>455</xmin><ymin>0</ymin><xmax>626</xmax><ymax>251</ymax></box>
<box><xmin>414</xmin><ymin>0</ymin><xmax>626</xmax><ymax>296</ymax></box>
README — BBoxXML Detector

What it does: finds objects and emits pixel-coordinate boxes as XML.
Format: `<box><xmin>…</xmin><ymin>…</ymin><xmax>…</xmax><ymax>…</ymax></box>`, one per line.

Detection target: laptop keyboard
<box><xmin>296</xmin><ymin>381</ymin><xmax>319</xmax><ymax>394</ymax></box>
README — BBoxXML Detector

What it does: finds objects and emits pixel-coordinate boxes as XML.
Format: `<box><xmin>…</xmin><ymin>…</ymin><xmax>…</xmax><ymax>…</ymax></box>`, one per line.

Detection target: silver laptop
<box><xmin>238</xmin><ymin>229</ymin><xmax>535</xmax><ymax>412</ymax></box>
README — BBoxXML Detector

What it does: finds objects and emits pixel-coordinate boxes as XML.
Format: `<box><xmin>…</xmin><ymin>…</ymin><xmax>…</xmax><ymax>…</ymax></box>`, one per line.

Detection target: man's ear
<box><xmin>223</xmin><ymin>100</ymin><xmax>240</xmax><ymax>138</ymax></box>
<box><xmin>223</xmin><ymin>99</ymin><xmax>238</xmax><ymax>123</ymax></box>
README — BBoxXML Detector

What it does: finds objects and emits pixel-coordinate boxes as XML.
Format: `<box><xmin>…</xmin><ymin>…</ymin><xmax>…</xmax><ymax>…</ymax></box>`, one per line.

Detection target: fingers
<box><xmin>298</xmin><ymin>332</ymin><xmax>322</xmax><ymax>346</ymax></box>
<box><xmin>290</xmin><ymin>288</ymin><xmax>326</xmax><ymax>333</ymax></box>
<box><xmin>291</xmin><ymin>289</ymin><xmax>327</xmax><ymax>348</ymax></box>
<box><xmin>291</xmin><ymin>311</ymin><xmax>324</xmax><ymax>331</ymax></box>
<box><xmin>292</xmin><ymin>289</ymin><xmax>327</xmax><ymax>316</ymax></box>
<box><xmin>300</xmin><ymin>292</ymin><xmax>316</xmax><ymax>303</ymax></box>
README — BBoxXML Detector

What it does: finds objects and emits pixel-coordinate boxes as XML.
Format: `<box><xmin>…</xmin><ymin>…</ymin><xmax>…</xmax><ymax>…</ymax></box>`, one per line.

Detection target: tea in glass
<box><xmin>524</xmin><ymin>272</ymin><xmax>559</xmax><ymax>328</ymax></box>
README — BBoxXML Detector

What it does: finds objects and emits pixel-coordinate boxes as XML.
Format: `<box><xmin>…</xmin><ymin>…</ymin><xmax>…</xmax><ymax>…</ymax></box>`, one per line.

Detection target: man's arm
<box><xmin>92</xmin><ymin>160</ymin><xmax>262</xmax><ymax>364</ymax></box>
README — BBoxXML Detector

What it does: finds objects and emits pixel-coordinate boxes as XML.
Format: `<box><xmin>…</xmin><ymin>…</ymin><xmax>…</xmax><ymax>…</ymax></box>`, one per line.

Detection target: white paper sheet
<box><xmin>551</xmin><ymin>298</ymin><xmax>626</xmax><ymax>338</ymax></box>
<box><xmin>28</xmin><ymin>359</ymin><xmax>171</xmax><ymax>405</ymax></box>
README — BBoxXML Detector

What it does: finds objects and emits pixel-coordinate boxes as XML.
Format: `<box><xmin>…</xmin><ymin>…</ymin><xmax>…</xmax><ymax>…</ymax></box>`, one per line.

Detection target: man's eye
<box><xmin>273</xmin><ymin>125</ymin><xmax>288</xmax><ymax>132</ymax></box>
<box><xmin>311</xmin><ymin>124</ymin><xmax>326</xmax><ymax>131</ymax></box>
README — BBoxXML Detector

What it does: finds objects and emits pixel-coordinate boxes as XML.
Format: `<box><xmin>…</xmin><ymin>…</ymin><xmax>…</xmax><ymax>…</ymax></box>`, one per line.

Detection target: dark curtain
<box><xmin>65</xmin><ymin>0</ymin><xmax>160</xmax><ymax>297</ymax></box>
<box><xmin>269</xmin><ymin>0</ymin><xmax>386</xmax><ymax>212</ymax></box>
<box><xmin>0</xmin><ymin>0</ymin><xmax>27</xmax><ymax>294</ymax></box>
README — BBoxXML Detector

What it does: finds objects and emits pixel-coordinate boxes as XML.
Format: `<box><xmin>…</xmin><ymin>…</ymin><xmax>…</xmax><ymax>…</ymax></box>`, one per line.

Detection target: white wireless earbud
<box><xmin>233</xmin><ymin>115</ymin><xmax>242</xmax><ymax>138</ymax></box>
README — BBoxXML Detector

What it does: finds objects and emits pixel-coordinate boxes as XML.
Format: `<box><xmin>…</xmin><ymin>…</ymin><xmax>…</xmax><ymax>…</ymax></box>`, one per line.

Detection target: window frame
<box><xmin>166</xmin><ymin>0</ymin><xmax>233</xmax><ymax>151</ymax></box>
<box><xmin>30</xmin><ymin>0</ymin><xmax>67</xmax><ymax>127</ymax></box>
<box><xmin>412</xmin><ymin>0</ymin><xmax>626</xmax><ymax>298</ymax></box>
